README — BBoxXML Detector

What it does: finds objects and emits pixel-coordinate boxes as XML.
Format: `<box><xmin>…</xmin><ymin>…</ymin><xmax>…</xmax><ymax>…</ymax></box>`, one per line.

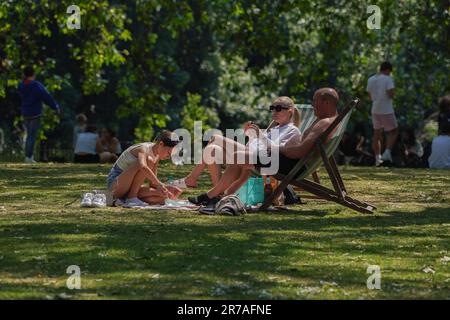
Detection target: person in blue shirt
<box><xmin>18</xmin><ymin>66</ymin><xmax>60</xmax><ymax>163</ymax></box>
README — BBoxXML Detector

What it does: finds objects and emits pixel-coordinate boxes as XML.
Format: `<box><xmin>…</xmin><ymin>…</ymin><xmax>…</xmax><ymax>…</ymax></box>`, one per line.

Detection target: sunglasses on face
<box><xmin>269</xmin><ymin>105</ymin><xmax>290</xmax><ymax>112</ymax></box>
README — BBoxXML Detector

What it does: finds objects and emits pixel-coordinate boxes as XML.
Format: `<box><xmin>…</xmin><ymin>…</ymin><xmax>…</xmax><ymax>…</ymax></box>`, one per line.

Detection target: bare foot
<box><xmin>184</xmin><ymin>177</ymin><xmax>198</xmax><ymax>188</ymax></box>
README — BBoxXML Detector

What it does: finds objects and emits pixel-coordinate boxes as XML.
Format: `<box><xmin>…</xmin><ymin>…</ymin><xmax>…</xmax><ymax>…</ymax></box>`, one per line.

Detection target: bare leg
<box><xmin>372</xmin><ymin>129</ymin><xmax>384</xmax><ymax>156</ymax></box>
<box><xmin>206</xmin><ymin>165</ymin><xmax>242</xmax><ymax>198</ymax></box>
<box><xmin>224</xmin><ymin>167</ymin><xmax>253</xmax><ymax>195</ymax></box>
<box><xmin>111</xmin><ymin>163</ymin><xmax>142</xmax><ymax>199</ymax></box>
<box><xmin>185</xmin><ymin>135</ymin><xmax>246</xmax><ymax>186</ymax></box>
<box><xmin>203</xmin><ymin>144</ymin><xmax>223</xmax><ymax>185</ymax></box>
<box><xmin>385</xmin><ymin>128</ymin><xmax>398</xmax><ymax>150</ymax></box>
<box><xmin>205</xmin><ymin>151</ymin><xmax>254</xmax><ymax>198</ymax></box>
<box><xmin>138</xmin><ymin>187</ymin><xmax>168</xmax><ymax>205</ymax></box>
<box><xmin>99</xmin><ymin>152</ymin><xmax>112</xmax><ymax>163</ymax></box>
<box><xmin>184</xmin><ymin>163</ymin><xmax>205</xmax><ymax>187</ymax></box>
<box><xmin>127</xmin><ymin>169</ymin><xmax>148</xmax><ymax>199</ymax></box>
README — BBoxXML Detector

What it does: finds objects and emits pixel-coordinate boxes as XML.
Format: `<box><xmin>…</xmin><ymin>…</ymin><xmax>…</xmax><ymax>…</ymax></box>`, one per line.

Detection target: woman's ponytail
<box><xmin>291</xmin><ymin>107</ymin><xmax>300</xmax><ymax>127</ymax></box>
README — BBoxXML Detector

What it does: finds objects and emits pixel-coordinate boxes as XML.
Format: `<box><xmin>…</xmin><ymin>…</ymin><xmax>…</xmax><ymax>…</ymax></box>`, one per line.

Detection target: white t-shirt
<box><xmin>428</xmin><ymin>135</ymin><xmax>450</xmax><ymax>169</ymax></box>
<box><xmin>248</xmin><ymin>122</ymin><xmax>301</xmax><ymax>154</ymax></box>
<box><xmin>74</xmin><ymin>132</ymin><xmax>98</xmax><ymax>155</ymax></box>
<box><xmin>366</xmin><ymin>74</ymin><xmax>395</xmax><ymax>115</ymax></box>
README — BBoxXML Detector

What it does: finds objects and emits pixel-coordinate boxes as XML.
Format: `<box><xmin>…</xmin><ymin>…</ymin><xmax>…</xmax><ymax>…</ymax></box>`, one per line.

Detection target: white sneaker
<box><xmin>25</xmin><ymin>157</ymin><xmax>37</xmax><ymax>163</ymax></box>
<box><xmin>126</xmin><ymin>197</ymin><xmax>149</xmax><ymax>208</ymax></box>
<box><xmin>375</xmin><ymin>155</ymin><xmax>383</xmax><ymax>167</ymax></box>
<box><xmin>381</xmin><ymin>149</ymin><xmax>393</xmax><ymax>162</ymax></box>
<box><xmin>81</xmin><ymin>193</ymin><xmax>94</xmax><ymax>207</ymax></box>
<box><xmin>92</xmin><ymin>194</ymin><xmax>107</xmax><ymax>208</ymax></box>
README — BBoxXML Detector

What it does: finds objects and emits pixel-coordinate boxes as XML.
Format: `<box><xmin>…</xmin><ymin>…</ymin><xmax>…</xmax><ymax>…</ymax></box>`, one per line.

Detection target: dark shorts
<box><xmin>74</xmin><ymin>154</ymin><xmax>100</xmax><ymax>163</ymax></box>
<box><xmin>255</xmin><ymin>153</ymin><xmax>306</xmax><ymax>178</ymax></box>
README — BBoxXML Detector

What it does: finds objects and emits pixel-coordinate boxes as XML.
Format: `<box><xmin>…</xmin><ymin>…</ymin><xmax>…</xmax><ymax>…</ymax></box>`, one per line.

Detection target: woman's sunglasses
<box><xmin>269</xmin><ymin>105</ymin><xmax>290</xmax><ymax>112</ymax></box>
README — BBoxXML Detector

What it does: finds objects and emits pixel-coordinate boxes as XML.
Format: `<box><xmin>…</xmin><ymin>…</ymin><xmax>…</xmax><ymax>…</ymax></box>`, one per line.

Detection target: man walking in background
<box><xmin>367</xmin><ymin>61</ymin><xmax>398</xmax><ymax>166</ymax></box>
<box><xmin>18</xmin><ymin>66</ymin><xmax>60</xmax><ymax>163</ymax></box>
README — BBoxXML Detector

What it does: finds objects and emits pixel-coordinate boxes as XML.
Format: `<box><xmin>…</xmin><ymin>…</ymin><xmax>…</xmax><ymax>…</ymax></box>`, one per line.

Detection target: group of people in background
<box><xmin>73</xmin><ymin>113</ymin><xmax>122</xmax><ymax>164</ymax></box>
<box><xmin>17</xmin><ymin>65</ymin><xmax>122</xmax><ymax>164</ymax></box>
<box><xmin>17</xmin><ymin>63</ymin><xmax>449</xmax><ymax>169</ymax></box>
<box><xmin>337</xmin><ymin>61</ymin><xmax>450</xmax><ymax>169</ymax></box>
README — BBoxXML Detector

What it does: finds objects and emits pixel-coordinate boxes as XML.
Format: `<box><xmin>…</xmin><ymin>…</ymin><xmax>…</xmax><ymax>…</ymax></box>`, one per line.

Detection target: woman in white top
<box><xmin>74</xmin><ymin>125</ymin><xmax>100</xmax><ymax>163</ymax></box>
<box><xmin>106</xmin><ymin>130</ymin><xmax>182</xmax><ymax>207</ymax></box>
<box><xmin>188</xmin><ymin>97</ymin><xmax>302</xmax><ymax>205</ymax></box>
<box><xmin>170</xmin><ymin>96</ymin><xmax>302</xmax><ymax>191</ymax></box>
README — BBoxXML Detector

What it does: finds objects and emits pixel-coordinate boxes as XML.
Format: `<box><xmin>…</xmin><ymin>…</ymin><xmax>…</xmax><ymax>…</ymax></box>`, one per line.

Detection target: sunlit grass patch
<box><xmin>0</xmin><ymin>162</ymin><xmax>449</xmax><ymax>299</ymax></box>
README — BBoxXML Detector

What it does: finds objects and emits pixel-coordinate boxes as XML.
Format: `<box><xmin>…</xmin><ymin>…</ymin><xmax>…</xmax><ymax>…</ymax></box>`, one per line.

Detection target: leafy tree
<box><xmin>0</xmin><ymin>0</ymin><xmax>448</xmax><ymax>158</ymax></box>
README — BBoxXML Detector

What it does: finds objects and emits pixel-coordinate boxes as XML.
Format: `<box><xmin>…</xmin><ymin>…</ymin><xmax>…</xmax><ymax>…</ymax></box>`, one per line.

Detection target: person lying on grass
<box><xmin>188</xmin><ymin>88</ymin><xmax>339</xmax><ymax>207</ymax></box>
<box><xmin>169</xmin><ymin>96</ymin><xmax>302</xmax><ymax>190</ymax></box>
<box><xmin>106</xmin><ymin>130</ymin><xmax>182</xmax><ymax>207</ymax></box>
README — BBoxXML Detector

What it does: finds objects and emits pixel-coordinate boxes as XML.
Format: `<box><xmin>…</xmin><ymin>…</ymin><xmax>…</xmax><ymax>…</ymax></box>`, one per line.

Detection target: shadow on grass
<box><xmin>1</xmin><ymin>206</ymin><xmax>449</xmax><ymax>299</ymax></box>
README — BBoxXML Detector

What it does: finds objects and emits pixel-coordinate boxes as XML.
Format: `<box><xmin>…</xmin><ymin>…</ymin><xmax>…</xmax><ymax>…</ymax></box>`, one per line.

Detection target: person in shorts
<box><xmin>367</xmin><ymin>61</ymin><xmax>398</xmax><ymax>166</ymax></box>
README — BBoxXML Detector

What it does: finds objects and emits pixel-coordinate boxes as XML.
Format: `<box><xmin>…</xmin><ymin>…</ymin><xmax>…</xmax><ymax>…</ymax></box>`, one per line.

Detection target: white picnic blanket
<box><xmin>119</xmin><ymin>199</ymin><xmax>199</xmax><ymax>211</ymax></box>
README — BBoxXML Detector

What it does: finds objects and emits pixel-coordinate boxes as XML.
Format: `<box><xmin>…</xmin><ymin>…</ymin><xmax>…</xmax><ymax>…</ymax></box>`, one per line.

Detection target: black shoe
<box><xmin>204</xmin><ymin>196</ymin><xmax>221</xmax><ymax>208</ymax></box>
<box><xmin>199</xmin><ymin>196</ymin><xmax>222</xmax><ymax>215</ymax></box>
<box><xmin>188</xmin><ymin>193</ymin><xmax>211</xmax><ymax>205</ymax></box>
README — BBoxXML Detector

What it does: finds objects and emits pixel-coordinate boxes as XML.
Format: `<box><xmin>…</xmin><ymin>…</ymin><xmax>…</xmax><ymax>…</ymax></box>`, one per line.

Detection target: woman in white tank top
<box><xmin>106</xmin><ymin>130</ymin><xmax>181</xmax><ymax>207</ymax></box>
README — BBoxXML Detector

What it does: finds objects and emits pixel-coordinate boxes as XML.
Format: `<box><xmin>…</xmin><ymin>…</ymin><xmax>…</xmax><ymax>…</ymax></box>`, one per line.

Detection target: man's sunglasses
<box><xmin>269</xmin><ymin>105</ymin><xmax>290</xmax><ymax>112</ymax></box>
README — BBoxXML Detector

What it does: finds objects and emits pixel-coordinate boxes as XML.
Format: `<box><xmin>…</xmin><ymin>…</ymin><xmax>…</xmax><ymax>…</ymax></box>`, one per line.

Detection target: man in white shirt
<box><xmin>366</xmin><ymin>61</ymin><xmax>398</xmax><ymax>166</ymax></box>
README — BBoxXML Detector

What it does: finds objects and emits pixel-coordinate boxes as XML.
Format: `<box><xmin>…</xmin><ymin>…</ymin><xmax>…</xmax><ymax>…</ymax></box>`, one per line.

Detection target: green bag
<box><xmin>236</xmin><ymin>177</ymin><xmax>265</xmax><ymax>206</ymax></box>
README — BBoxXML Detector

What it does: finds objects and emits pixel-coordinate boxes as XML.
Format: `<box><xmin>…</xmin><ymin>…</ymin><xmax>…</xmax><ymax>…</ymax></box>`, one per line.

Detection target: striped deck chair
<box><xmin>260</xmin><ymin>98</ymin><xmax>376</xmax><ymax>214</ymax></box>
<box><xmin>295</xmin><ymin>104</ymin><xmax>320</xmax><ymax>184</ymax></box>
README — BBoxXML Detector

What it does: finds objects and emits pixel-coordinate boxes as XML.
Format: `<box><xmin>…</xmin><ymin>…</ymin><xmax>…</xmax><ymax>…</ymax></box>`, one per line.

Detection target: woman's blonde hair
<box><xmin>272</xmin><ymin>96</ymin><xmax>300</xmax><ymax>127</ymax></box>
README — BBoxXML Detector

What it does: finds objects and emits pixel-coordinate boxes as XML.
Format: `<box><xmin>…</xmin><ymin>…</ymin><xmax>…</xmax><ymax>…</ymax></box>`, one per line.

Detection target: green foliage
<box><xmin>181</xmin><ymin>92</ymin><xmax>219</xmax><ymax>135</ymax></box>
<box><xmin>0</xmin><ymin>0</ymin><xmax>449</xmax><ymax>146</ymax></box>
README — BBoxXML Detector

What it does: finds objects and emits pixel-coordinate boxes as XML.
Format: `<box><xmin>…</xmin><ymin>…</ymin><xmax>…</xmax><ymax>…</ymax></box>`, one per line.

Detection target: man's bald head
<box><xmin>314</xmin><ymin>88</ymin><xmax>339</xmax><ymax>106</ymax></box>
<box><xmin>312</xmin><ymin>88</ymin><xmax>339</xmax><ymax>118</ymax></box>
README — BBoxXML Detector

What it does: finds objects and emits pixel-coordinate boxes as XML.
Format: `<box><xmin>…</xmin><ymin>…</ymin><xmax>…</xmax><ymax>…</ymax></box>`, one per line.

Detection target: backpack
<box><xmin>199</xmin><ymin>195</ymin><xmax>247</xmax><ymax>216</ymax></box>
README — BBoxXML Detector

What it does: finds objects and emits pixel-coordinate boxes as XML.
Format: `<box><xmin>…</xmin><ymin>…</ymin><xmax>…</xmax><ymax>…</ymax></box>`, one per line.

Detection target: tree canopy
<box><xmin>0</xmin><ymin>0</ymin><xmax>449</xmax><ymax>147</ymax></box>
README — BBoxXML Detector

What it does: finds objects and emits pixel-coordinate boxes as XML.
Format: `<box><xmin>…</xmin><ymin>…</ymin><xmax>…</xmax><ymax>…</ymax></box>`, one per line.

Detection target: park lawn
<box><xmin>0</xmin><ymin>162</ymin><xmax>449</xmax><ymax>300</ymax></box>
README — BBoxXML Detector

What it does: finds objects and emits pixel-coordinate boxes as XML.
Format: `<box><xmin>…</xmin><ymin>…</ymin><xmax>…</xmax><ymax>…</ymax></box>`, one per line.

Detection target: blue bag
<box><xmin>236</xmin><ymin>177</ymin><xmax>264</xmax><ymax>206</ymax></box>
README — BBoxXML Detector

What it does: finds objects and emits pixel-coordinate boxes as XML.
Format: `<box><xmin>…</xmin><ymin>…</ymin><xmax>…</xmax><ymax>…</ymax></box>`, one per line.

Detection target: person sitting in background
<box><xmin>74</xmin><ymin>125</ymin><xmax>100</xmax><ymax>163</ymax></box>
<box><xmin>73</xmin><ymin>113</ymin><xmax>87</xmax><ymax>148</ymax></box>
<box><xmin>96</xmin><ymin>128</ymin><xmax>122</xmax><ymax>163</ymax></box>
<box><xmin>337</xmin><ymin>132</ymin><xmax>357</xmax><ymax>165</ymax></box>
<box><xmin>438</xmin><ymin>95</ymin><xmax>450</xmax><ymax>135</ymax></box>
<box><xmin>429</xmin><ymin>111</ymin><xmax>450</xmax><ymax>169</ymax></box>
<box><xmin>398</xmin><ymin>128</ymin><xmax>424</xmax><ymax>167</ymax></box>
<box><xmin>336</xmin><ymin>124</ymin><xmax>372</xmax><ymax>165</ymax></box>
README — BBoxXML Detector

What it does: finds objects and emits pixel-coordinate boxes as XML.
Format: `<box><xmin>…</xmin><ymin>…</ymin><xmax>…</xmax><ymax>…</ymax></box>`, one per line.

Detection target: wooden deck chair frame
<box><xmin>260</xmin><ymin>98</ymin><xmax>376</xmax><ymax>214</ymax></box>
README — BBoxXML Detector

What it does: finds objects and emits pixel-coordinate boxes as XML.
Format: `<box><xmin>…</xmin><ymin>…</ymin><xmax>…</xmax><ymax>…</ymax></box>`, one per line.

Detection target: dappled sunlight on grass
<box><xmin>0</xmin><ymin>162</ymin><xmax>449</xmax><ymax>299</ymax></box>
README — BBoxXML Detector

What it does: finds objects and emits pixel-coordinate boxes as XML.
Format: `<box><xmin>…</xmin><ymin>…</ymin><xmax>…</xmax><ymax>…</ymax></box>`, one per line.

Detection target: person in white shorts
<box><xmin>367</xmin><ymin>61</ymin><xmax>398</xmax><ymax>166</ymax></box>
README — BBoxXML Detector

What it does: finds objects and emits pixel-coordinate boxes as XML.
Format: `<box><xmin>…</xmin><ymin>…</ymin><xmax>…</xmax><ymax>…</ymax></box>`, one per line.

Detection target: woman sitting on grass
<box><xmin>106</xmin><ymin>130</ymin><xmax>182</xmax><ymax>207</ymax></box>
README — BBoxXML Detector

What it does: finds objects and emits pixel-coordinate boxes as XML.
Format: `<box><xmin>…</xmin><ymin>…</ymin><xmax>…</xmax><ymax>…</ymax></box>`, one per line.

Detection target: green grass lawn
<box><xmin>0</xmin><ymin>162</ymin><xmax>449</xmax><ymax>299</ymax></box>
